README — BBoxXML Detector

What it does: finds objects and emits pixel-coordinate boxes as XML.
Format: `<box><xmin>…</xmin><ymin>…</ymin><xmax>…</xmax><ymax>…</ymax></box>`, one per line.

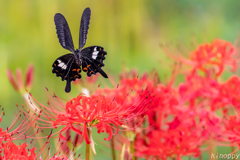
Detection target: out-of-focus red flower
<box><xmin>220</xmin><ymin>115</ymin><xmax>240</xmax><ymax>148</ymax></box>
<box><xmin>0</xmin><ymin>141</ymin><xmax>36</xmax><ymax>160</ymax></box>
<box><xmin>135</xmin><ymin>108</ymin><xmax>225</xmax><ymax>160</ymax></box>
<box><xmin>138</xmin><ymin>129</ymin><xmax>200</xmax><ymax>160</ymax></box>
<box><xmin>189</xmin><ymin>39</ymin><xmax>236</xmax><ymax>76</ymax></box>
<box><xmin>178</xmin><ymin>73</ymin><xmax>219</xmax><ymax>110</ymax></box>
<box><xmin>135</xmin><ymin>115</ymin><xmax>202</xmax><ymax>160</ymax></box>
<box><xmin>211</xmin><ymin>76</ymin><xmax>240</xmax><ymax>112</ymax></box>
<box><xmin>161</xmin><ymin>39</ymin><xmax>237</xmax><ymax>77</ymax></box>
<box><xmin>6</xmin><ymin>64</ymin><xmax>34</xmax><ymax>94</ymax></box>
<box><xmin>0</xmin><ymin>141</ymin><xmax>77</xmax><ymax>160</ymax></box>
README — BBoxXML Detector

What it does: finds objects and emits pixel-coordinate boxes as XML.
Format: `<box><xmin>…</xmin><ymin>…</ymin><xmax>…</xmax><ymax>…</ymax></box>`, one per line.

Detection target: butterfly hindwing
<box><xmin>54</xmin><ymin>13</ymin><xmax>75</xmax><ymax>52</ymax></box>
<box><xmin>81</xmin><ymin>46</ymin><xmax>108</xmax><ymax>78</ymax></box>
<box><xmin>52</xmin><ymin>54</ymin><xmax>82</xmax><ymax>92</ymax></box>
<box><xmin>79</xmin><ymin>8</ymin><xmax>91</xmax><ymax>50</ymax></box>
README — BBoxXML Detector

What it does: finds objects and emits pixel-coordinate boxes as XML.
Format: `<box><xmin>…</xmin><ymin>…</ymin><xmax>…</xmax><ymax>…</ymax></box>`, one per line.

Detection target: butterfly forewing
<box><xmin>54</xmin><ymin>13</ymin><xmax>75</xmax><ymax>52</ymax></box>
<box><xmin>79</xmin><ymin>8</ymin><xmax>91</xmax><ymax>50</ymax></box>
<box><xmin>81</xmin><ymin>46</ymin><xmax>108</xmax><ymax>78</ymax></box>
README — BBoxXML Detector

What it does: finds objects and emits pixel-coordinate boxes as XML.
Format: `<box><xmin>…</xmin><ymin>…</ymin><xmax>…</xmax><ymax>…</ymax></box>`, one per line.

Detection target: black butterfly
<box><xmin>52</xmin><ymin>8</ymin><xmax>108</xmax><ymax>93</ymax></box>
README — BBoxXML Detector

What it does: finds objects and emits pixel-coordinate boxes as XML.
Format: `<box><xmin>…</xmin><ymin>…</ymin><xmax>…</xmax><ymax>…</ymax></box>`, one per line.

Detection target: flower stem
<box><xmin>130</xmin><ymin>141</ymin><xmax>135</xmax><ymax>160</ymax></box>
<box><xmin>111</xmin><ymin>136</ymin><xmax>116</xmax><ymax>160</ymax></box>
<box><xmin>86</xmin><ymin>128</ymin><xmax>90</xmax><ymax>160</ymax></box>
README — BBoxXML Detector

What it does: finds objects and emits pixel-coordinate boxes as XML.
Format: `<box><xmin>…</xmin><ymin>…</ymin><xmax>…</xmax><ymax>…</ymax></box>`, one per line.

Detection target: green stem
<box><xmin>86</xmin><ymin>128</ymin><xmax>90</xmax><ymax>160</ymax></box>
<box><xmin>199</xmin><ymin>154</ymin><xmax>203</xmax><ymax>160</ymax></box>
<box><xmin>130</xmin><ymin>141</ymin><xmax>135</xmax><ymax>160</ymax></box>
<box><xmin>111</xmin><ymin>136</ymin><xmax>116</xmax><ymax>160</ymax></box>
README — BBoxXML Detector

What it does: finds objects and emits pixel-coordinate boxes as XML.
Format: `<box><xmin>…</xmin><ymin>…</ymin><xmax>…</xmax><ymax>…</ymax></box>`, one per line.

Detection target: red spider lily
<box><xmin>24</xmin><ymin>89</ymin><xmax>152</xmax><ymax>149</ymax></box>
<box><xmin>0</xmin><ymin>141</ymin><xmax>36</xmax><ymax>160</ymax></box>
<box><xmin>0</xmin><ymin>108</ymin><xmax>40</xmax><ymax>142</ymax></box>
<box><xmin>94</xmin><ymin>77</ymin><xmax>157</xmax><ymax>130</ymax></box>
<box><xmin>0</xmin><ymin>111</ymin><xmax>65</xmax><ymax>159</ymax></box>
<box><xmin>211</xmin><ymin>76</ymin><xmax>240</xmax><ymax>112</ymax></box>
<box><xmin>221</xmin><ymin>115</ymin><xmax>240</xmax><ymax>147</ymax></box>
<box><xmin>94</xmin><ymin>75</ymin><xmax>178</xmax><ymax>159</ymax></box>
<box><xmin>135</xmin><ymin>116</ymin><xmax>202</xmax><ymax>160</ymax></box>
<box><xmin>95</xmin><ymin>76</ymin><xmax>179</xmax><ymax>129</ymax></box>
<box><xmin>135</xmin><ymin>108</ymin><xmax>226</xmax><ymax>160</ymax></box>
<box><xmin>6</xmin><ymin>64</ymin><xmax>34</xmax><ymax>94</ymax></box>
<box><xmin>178</xmin><ymin>73</ymin><xmax>220</xmax><ymax>110</ymax></box>
<box><xmin>0</xmin><ymin>106</ymin><xmax>78</xmax><ymax>158</ymax></box>
<box><xmin>0</xmin><ymin>140</ymin><xmax>78</xmax><ymax>160</ymax></box>
<box><xmin>161</xmin><ymin>39</ymin><xmax>237</xmax><ymax>77</ymax></box>
<box><xmin>94</xmin><ymin>77</ymin><xmax>155</xmax><ymax>109</ymax></box>
<box><xmin>136</xmin><ymin>129</ymin><xmax>201</xmax><ymax>160</ymax></box>
<box><xmin>190</xmin><ymin>39</ymin><xmax>236</xmax><ymax>76</ymax></box>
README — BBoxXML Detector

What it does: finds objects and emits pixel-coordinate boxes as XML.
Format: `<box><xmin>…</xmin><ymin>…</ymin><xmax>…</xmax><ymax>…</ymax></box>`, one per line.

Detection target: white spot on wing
<box><xmin>58</xmin><ymin>61</ymin><xmax>67</xmax><ymax>70</ymax></box>
<box><xmin>58</xmin><ymin>63</ymin><xmax>64</xmax><ymax>67</ymax></box>
<box><xmin>62</xmin><ymin>65</ymin><xmax>67</xmax><ymax>69</ymax></box>
<box><xmin>92</xmin><ymin>47</ymin><xmax>99</xmax><ymax>59</ymax></box>
<box><xmin>92</xmin><ymin>55</ymin><xmax>97</xmax><ymax>59</ymax></box>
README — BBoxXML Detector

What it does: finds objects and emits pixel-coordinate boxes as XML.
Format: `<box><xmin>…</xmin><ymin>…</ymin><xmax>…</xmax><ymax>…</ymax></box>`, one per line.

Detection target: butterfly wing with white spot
<box><xmin>54</xmin><ymin>13</ymin><xmax>75</xmax><ymax>53</ymax></box>
<box><xmin>52</xmin><ymin>54</ymin><xmax>82</xmax><ymax>92</ymax></box>
<box><xmin>81</xmin><ymin>46</ymin><xmax>108</xmax><ymax>78</ymax></box>
<box><xmin>79</xmin><ymin>8</ymin><xmax>91</xmax><ymax>50</ymax></box>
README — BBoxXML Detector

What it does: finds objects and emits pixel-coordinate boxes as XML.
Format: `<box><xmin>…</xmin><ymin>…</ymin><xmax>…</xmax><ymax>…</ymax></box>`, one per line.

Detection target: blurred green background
<box><xmin>0</xmin><ymin>0</ymin><xmax>240</xmax><ymax>159</ymax></box>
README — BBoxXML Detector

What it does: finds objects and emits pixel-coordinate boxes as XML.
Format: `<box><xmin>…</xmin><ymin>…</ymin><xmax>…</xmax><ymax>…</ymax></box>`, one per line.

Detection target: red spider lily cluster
<box><xmin>132</xmin><ymin>39</ymin><xmax>240</xmax><ymax>160</ymax></box>
<box><xmin>3</xmin><ymin>38</ymin><xmax>240</xmax><ymax>159</ymax></box>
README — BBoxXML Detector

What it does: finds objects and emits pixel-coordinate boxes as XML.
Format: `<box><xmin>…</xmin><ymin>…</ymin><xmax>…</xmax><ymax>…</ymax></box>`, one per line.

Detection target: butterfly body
<box><xmin>52</xmin><ymin>8</ymin><xmax>108</xmax><ymax>93</ymax></box>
